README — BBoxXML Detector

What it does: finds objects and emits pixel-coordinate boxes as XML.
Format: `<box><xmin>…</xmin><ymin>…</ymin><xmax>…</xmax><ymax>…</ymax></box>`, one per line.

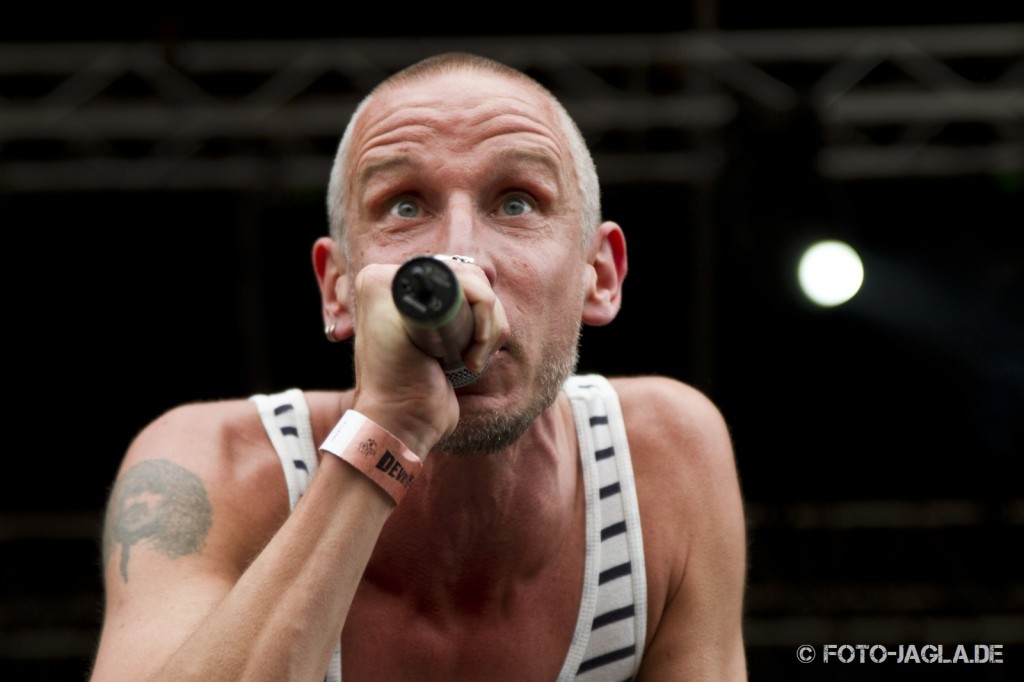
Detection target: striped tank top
<box><xmin>250</xmin><ymin>374</ymin><xmax>648</xmax><ymax>681</ymax></box>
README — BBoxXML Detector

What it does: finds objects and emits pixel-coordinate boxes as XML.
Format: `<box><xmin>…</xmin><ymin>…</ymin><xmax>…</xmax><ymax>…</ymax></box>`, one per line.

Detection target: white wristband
<box><xmin>319</xmin><ymin>410</ymin><xmax>423</xmax><ymax>504</ymax></box>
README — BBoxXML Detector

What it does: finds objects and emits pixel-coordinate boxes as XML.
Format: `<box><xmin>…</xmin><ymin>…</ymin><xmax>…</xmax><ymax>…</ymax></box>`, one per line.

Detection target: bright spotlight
<box><xmin>798</xmin><ymin>240</ymin><xmax>864</xmax><ymax>307</ymax></box>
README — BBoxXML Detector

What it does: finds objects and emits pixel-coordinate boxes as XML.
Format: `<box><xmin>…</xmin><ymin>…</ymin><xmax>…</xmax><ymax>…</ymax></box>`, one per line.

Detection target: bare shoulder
<box><xmin>609</xmin><ymin>375</ymin><xmax>739</xmax><ymax>540</ymax></box>
<box><xmin>609</xmin><ymin>376</ymin><xmax>747</xmax><ymax>678</ymax></box>
<box><xmin>103</xmin><ymin>397</ymin><xmax>289</xmax><ymax>585</ymax></box>
<box><xmin>93</xmin><ymin>396</ymin><xmax>295</xmax><ymax>678</ymax></box>
<box><xmin>611</xmin><ymin>375</ymin><xmax>734</xmax><ymax>477</ymax></box>
<box><xmin>92</xmin><ymin>391</ymin><xmax>350</xmax><ymax>679</ymax></box>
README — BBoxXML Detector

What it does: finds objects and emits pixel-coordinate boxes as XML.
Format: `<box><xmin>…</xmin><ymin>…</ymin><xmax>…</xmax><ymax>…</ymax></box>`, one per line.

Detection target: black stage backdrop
<box><xmin>3</xmin><ymin>9</ymin><xmax>1022</xmax><ymax>681</ymax></box>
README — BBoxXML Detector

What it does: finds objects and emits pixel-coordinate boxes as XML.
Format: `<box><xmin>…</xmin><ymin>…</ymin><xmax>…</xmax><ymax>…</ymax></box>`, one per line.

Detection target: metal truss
<box><xmin>1</xmin><ymin>24</ymin><xmax>1021</xmax><ymax>191</ymax></box>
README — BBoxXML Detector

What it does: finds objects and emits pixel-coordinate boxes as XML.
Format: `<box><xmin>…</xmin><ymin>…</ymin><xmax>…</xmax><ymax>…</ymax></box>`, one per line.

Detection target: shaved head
<box><xmin>326</xmin><ymin>53</ymin><xmax>601</xmax><ymax>252</ymax></box>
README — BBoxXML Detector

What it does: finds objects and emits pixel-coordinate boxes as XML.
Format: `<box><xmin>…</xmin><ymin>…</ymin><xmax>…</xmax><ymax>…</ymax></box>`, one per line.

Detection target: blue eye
<box><xmin>390</xmin><ymin>198</ymin><xmax>420</xmax><ymax>218</ymax></box>
<box><xmin>501</xmin><ymin>195</ymin><xmax>533</xmax><ymax>216</ymax></box>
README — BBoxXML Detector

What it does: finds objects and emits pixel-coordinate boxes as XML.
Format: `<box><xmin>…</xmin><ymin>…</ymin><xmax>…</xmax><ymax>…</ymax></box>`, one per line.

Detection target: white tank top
<box><xmin>251</xmin><ymin>374</ymin><xmax>648</xmax><ymax>680</ymax></box>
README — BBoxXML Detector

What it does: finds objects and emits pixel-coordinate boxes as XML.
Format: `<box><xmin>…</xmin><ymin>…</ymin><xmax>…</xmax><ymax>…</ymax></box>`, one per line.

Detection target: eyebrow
<box><xmin>354</xmin><ymin>154</ymin><xmax>419</xmax><ymax>196</ymax></box>
<box><xmin>353</xmin><ymin>147</ymin><xmax>567</xmax><ymax>200</ymax></box>
<box><xmin>491</xmin><ymin>148</ymin><xmax>565</xmax><ymax>188</ymax></box>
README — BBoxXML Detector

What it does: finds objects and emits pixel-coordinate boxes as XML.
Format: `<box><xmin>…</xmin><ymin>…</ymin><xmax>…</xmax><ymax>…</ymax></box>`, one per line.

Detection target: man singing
<box><xmin>91</xmin><ymin>52</ymin><xmax>747</xmax><ymax>681</ymax></box>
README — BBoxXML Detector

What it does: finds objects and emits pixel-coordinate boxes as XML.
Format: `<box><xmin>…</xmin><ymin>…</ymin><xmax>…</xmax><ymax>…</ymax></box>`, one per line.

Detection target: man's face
<box><xmin>343</xmin><ymin>70</ymin><xmax>588</xmax><ymax>454</ymax></box>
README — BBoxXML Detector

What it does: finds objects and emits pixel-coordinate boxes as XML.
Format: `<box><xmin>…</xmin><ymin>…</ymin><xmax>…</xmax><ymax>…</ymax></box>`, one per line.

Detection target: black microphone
<box><xmin>392</xmin><ymin>255</ymin><xmax>481</xmax><ymax>387</ymax></box>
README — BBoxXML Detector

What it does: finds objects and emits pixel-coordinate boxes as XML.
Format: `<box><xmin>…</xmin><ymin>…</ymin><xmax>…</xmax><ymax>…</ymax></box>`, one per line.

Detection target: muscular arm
<box><xmin>90</xmin><ymin>401</ymin><xmax>398</xmax><ymax>681</ymax></box>
<box><xmin>91</xmin><ymin>260</ymin><xmax>506</xmax><ymax>681</ymax></box>
<box><xmin>616</xmin><ymin>377</ymin><xmax>747</xmax><ymax>681</ymax></box>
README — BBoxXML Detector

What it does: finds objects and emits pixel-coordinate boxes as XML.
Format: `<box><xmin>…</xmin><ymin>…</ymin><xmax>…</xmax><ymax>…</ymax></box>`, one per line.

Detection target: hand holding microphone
<box><xmin>391</xmin><ymin>255</ymin><xmax>486</xmax><ymax>387</ymax></box>
<box><xmin>346</xmin><ymin>253</ymin><xmax>505</xmax><ymax>454</ymax></box>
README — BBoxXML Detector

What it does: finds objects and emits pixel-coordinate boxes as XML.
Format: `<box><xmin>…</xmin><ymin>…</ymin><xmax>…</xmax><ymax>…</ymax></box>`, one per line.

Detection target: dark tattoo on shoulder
<box><xmin>103</xmin><ymin>458</ymin><xmax>213</xmax><ymax>583</ymax></box>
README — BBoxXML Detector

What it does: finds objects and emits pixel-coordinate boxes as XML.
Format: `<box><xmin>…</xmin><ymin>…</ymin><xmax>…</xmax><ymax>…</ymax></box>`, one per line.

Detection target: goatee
<box><xmin>434</xmin><ymin>327</ymin><xmax>581</xmax><ymax>457</ymax></box>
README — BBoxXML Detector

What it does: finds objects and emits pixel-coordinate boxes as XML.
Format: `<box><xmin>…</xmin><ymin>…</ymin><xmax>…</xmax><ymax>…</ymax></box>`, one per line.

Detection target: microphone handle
<box><xmin>392</xmin><ymin>256</ymin><xmax>481</xmax><ymax>387</ymax></box>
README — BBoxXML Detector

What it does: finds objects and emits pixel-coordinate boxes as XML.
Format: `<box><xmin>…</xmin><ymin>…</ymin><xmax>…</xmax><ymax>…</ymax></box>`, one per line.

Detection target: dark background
<box><xmin>2</xmin><ymin>7</ymin><xmax>1022</xmax><ymax>681</ymax></box>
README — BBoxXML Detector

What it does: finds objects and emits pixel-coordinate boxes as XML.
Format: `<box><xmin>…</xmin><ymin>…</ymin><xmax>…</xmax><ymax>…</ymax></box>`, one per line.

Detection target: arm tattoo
<box><xmin>103</xmin><ymin>459</ymin><xmax>213</xmax><ymax>582</ymax></box>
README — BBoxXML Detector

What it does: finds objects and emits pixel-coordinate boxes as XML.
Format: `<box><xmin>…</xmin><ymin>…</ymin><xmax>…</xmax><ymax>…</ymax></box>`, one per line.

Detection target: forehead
<box><xmin>348</xmin><ymin>70</ymin><xmax>572</xmax><ymax>175</ymax></box>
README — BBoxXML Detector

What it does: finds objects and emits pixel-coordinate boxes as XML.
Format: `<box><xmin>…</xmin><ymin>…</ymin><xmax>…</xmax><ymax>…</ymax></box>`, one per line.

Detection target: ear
<box><xmin>582</xmin><ymin>221</ymin><xmax>627</xmax><ymax>326</ymax></box>
<box><xmin>312</xmin><ymin>236</ymin><xmax>354</xmax><ymax>341</ymax></box>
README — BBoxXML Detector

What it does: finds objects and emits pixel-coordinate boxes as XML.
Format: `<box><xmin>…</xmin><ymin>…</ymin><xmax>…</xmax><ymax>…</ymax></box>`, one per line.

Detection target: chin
<box><xmin>438</xmin><ymin>344</ymin><xmax>578</xmax><ymax>457</ymax></box>
<box><xmin>433</xmin><ymin>400</ymin><xmax>542</xmax><ymax>457</ymax></box>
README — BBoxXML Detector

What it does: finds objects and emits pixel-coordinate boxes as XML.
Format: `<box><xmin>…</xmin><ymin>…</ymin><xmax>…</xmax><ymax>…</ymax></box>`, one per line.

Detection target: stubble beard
<box><xmin>433</xmin><ymin>323</ymin><xmax>582</xmax><ymax>457</ymax></box>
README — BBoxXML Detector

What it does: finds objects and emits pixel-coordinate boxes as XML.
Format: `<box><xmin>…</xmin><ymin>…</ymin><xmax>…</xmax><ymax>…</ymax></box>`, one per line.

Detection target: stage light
<box><xmin>798</xmin><ymin>240</ymin><xmax>864</xmax><ymax>307</ymax></box>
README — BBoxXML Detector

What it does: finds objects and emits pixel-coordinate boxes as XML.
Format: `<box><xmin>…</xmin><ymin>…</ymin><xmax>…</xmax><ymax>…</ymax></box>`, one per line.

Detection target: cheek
<box><xmin>503</xmin><ymin>254</ymin><xmax>553</xmax><ymax>302</ymax></box>
<box><xmin>503</xmin><ymin>254</ymin><xmax>585</xmax><ymax>321</ymax></box>
<box><xmin>540</xmin><ymin>251</ymin><xmax>584</xmax><ymax>298</ymax></box>
<box><xmin>348</xmin><ymin>240</ymin><xmax>428</xmax><ymax>272</ymax></box>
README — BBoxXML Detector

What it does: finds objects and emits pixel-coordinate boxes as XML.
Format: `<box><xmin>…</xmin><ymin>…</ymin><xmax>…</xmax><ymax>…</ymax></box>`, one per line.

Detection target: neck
<box><xmin>363</xmin><ymin>394</ymin><xmax>581</xmax><ymax>613</ymax></box>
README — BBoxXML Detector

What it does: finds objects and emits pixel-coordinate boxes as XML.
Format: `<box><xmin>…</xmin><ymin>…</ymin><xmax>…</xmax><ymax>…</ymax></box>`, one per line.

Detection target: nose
<box><xmin>438</xmin><ymin>195</ymin><xmax>496</xmax><ymax>285</ymax></box>
<box><xmin>440</xmin><ymin>194</ymin><xmax>475</xmax><ymax>255</ymax></box>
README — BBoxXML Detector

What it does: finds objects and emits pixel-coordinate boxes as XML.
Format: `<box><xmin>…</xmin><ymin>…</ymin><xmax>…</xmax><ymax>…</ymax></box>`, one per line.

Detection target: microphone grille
<box><xmin>446</xmin><ymin>367</ymin><xmax>481</xmax><ymax>388</ymax></box>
